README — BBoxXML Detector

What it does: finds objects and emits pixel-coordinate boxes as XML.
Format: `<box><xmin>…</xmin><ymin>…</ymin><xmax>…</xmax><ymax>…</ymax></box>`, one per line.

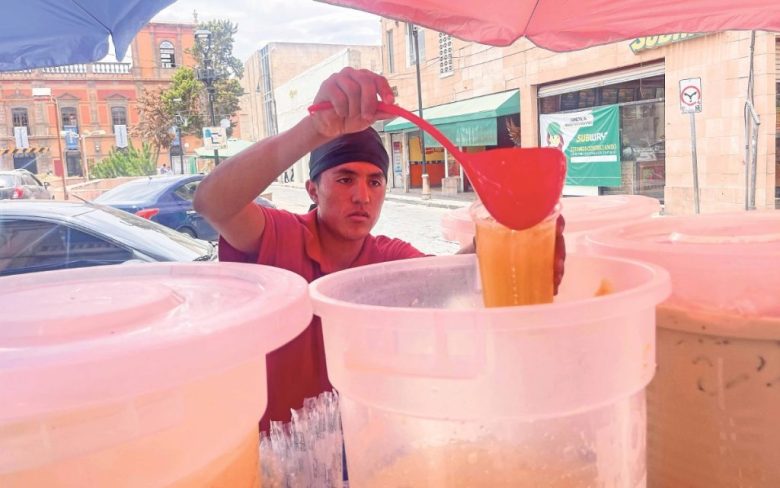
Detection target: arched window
<box><xmin>111</xmin><ymin>106</ymin><xmax>127</xmax><ymax>130</ymax></box>
<box><xmin>11</xmin><ymin>108</ymin><xmax>29</xmax><ymax>129</ymax></box>
<box><xmin>160</xmin><ymin>41</ymin><xmax>176</xmax><ymax>68</ymax></box>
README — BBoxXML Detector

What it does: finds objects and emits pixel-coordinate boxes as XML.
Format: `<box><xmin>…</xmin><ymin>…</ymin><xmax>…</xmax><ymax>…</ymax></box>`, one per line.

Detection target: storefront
<box><xmin>537</xmin><ymin>62</ymin><xmax>665</xmax><ymax>200</ymax></box>
<box><xmin>382</xmin><ymin>90</ymin><xmax>520</xmax><ymax>193</ymax></box>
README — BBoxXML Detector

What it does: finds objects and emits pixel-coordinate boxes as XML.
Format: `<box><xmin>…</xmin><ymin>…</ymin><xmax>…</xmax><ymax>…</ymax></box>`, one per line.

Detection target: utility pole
<box><xmin>412</xmin><ymin>24</ymin><xmax>430</xmax><ymax>199</ymax></box>
<box><xmin>195</xmin><ymin>29</ymin><xmax>220</xmax><ymax>166</ymax></box>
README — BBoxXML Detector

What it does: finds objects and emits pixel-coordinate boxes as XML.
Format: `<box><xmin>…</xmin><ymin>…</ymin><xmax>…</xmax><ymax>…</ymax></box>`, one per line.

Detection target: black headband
<box><xmin>309</xmin><ymin>128</ymin><xmax>389</xmax><ymax>181</ymax></box>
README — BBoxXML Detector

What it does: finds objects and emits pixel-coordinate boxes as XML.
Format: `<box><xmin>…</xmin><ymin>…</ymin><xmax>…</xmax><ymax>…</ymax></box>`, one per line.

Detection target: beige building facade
<box><xmin>381</xmin><ymin>20</ymin><xmax>779</xmax><ymax>214</ymax></box>
<box><xmin>239</xmin><ymin>42</ymin><xmax>381</xmax><ymax>145</ymax></box>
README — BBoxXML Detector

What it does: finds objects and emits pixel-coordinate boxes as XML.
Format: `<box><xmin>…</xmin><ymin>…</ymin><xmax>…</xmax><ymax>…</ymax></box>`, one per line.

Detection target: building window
<box><xmin>12</xmin><ymin>108</ymin><xmax>29</xmax><ymax>129</ymax></box>
<box><xmin>406</xmin><ymin>24</ymin><xmax>425</xmax><ymax>65</ymax></box>
<box><xmin>160</xmin><ymin>41</ymin><xmax>176</xmax><ymax>68</ymax></box>
<box><xmin>61</xmin><ymin>106</ymin><xmax>78</xmax><ymax>128</ymax></box>
<box><xmin>439</xmin><ymin>33</ymin><xmax>453</xmax><ymax>75</ymax></box>
<box><xmin>111</xmin><ymin>106</ymin><xmax>127</xmax><ymax>130</ymax></box>
<box><xmin>386</xmin><ymin>30</ymin><xmax>395</xmax><ymax>74</ymax></box>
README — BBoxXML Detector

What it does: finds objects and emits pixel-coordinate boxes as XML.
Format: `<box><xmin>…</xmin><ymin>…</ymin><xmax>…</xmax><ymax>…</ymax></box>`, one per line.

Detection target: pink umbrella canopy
<box><xmin>319</xmin><ymin>0</ymin><xmax>780</xmax><ymax>49</ymax></box>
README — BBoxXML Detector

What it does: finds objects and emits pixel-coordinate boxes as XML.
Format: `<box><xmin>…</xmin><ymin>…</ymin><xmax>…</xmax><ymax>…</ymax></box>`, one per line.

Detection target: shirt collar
<box><xmin>299</xmin><ymin>209</ymin><xmax>371</xmax><ymax>274</ymax></box>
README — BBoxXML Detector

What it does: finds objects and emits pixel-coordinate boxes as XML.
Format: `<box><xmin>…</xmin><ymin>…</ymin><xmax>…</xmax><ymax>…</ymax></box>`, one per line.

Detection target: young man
<box><xmin>194</xmin><ymin>67</ymin><xmax>564</xmax><ymax>430</ymax></box>
<box><xmin>194</xmin><ymin>67</ymin><xmax>429</xmax><ymax>429</ymax></box>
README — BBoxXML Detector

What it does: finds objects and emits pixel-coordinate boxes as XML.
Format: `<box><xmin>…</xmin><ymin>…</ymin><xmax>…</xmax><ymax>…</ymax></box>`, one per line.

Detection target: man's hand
<box><xmin>310</xmin><ymin>67</ymin><xmax>395</xmax><ymax>139</ymax></box>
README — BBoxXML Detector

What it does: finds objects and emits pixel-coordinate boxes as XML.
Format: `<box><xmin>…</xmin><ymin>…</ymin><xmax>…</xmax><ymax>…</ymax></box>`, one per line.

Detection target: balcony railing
<box><xmin>7</xmin><ymin>62</ymin><xmax>133</xmax><ymax>76</ymax></box>
<box><xmin>92</xmin><ymin>62</ymin><xmax>131</xmax><ymax>74</ymax></box>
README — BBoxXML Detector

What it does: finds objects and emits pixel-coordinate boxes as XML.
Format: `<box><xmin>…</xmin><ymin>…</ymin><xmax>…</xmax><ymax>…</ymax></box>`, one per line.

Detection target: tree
<box><xmin>163</xmin><ymin>67</ymin><xmax>205</xmax><ymax>136</ymax></box>
<box><xmin>132</xmin><ymin>88</ymin><xmax>175</xmax><ymax>164</ymax></box>
<box><xmin>90</xmin><ymin>142</ymin><xmax>157</xmax><ymax>179</ymax></box>
<box><xmin>190</xmin><ymin>19</ymin><xmax>243</xmax><ymax>79</ymax></box>
<box><xmin>189</xmin><ymin>19</ymin><xmax>245</xmax><ymax>135</ymax></box>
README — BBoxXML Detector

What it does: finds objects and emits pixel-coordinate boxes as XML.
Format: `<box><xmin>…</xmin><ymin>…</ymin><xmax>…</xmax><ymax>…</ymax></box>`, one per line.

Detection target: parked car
<box><xmin>0</xmin><ymin>169</ymin><xmax>53</xmax><ymax>200</ymax></box>
<box><xmin>0</xmin><ymin>200</ymin><xmax>216</xmax><ymax>277</ymax></box>
<box><xmin>93</xmin><ymin>174</ymin><xmax>275</xmax><ymax>241</ymax></box>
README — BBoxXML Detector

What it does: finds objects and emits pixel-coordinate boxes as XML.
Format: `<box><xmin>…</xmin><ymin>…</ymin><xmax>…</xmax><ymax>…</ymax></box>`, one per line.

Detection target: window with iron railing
<box><xmin>12</xmin><ymin>108</ymin><xmax>29</xmax><ymax>129</ymax></box>
<box><xmin>439</xmin><ymin>33</ymin><xmax>453</xmax><ymax>75</ymax></box>
<box><xmin>111</xmin><ymin>107</ymin><xmax>127</xmax><ymax>130</ymax></box>
<box><xmin>160</xmin><ymin>41</ymin><xmax>176</xmax><ymax>69</ymax></box>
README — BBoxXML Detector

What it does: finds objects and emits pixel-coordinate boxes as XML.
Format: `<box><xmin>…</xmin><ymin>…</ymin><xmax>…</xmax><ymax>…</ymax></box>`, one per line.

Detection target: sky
<box><xmin>152</xmin><ymin>0</ymin><xmax>383</xmax><ymax>63</ymax></box>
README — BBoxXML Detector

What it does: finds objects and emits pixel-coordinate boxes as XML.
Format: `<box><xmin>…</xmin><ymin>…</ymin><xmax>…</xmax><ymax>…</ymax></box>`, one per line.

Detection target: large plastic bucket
<box><xmin>583</xmin><ymin>211</ymin><xmax>780</xmax><ymax>487</ymax></box>
<box><xmin>0</xmin><ymin>263</ymin><xmax>311</xmax><ymax>487</ymax></box>
<box><xmin>441</xmin><ymin>195</ymin><xmax>660</xmax><ymax>251</ymax></box>
<box><xmin>310</xmin><ymin>254</ymin><xmax>670</xmax><ymax>487</ymax></box>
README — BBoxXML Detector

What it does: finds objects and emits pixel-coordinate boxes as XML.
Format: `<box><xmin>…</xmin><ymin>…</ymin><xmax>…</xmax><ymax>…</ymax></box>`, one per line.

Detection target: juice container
<box><xmin>584</xmin><ymin>211</ymin><xmax>780</xmax><ymax>487</ymax></box>
<box><xmin>0</xmin><ymin>262</ymin><xmax>311</xmax><ymax>487</ymax></box>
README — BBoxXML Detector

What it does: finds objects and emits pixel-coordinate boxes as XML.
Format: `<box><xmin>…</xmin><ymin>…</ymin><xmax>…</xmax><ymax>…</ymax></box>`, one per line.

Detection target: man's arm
<box><xmin>193</xmin><ymin>118</ymin><xmax>328</xmax><ymax>255</ymax></box>
<box><xmin>193</xmin><ymin>67</ymin><xmax>395</xmax><ymax>256</ymax></box>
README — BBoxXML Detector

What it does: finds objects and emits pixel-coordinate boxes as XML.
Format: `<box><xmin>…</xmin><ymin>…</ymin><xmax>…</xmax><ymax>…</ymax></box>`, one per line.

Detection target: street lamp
<box><xmin>195</xmin><ymin>29</ymin><xmax>220</xmax><ymax>165</ymax></box>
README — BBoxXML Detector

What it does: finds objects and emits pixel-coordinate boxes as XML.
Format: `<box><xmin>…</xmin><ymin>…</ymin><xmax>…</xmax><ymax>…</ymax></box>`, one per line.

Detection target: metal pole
<box><xmin>52</xmin><ymin>97</ymin><xmax>68</xmax><ymax>200</ymax></box>
<box><xmin>412</xmin><ymin>25</ymin><xmax>426</xmax><ymax>175</ymax></box>
<box><xmin>206</xmin><ymin>36</ymin><xmax>220</xmax><ymax>166</ymax></box>
<box><xmin>81</xmin><ymin>134</ymin><xmax>89</xmax><ymax>180</ymax></box>
<box><xmin>690</xmin><ymin>113</ymin><xmax>700</xmax><ymax>214</ymax></box>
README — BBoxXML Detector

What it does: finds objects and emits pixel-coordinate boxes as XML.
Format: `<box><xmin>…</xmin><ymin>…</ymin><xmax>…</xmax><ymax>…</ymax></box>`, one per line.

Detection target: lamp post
<box><xmin>195</xmin><ymin>29</ymin><xmax>220</xmax><ymax>166</ymax></box>
<box><xmin>32</xmin><ymin>89</ymin><xmax>68</xmax><ymax>199</ymax></box>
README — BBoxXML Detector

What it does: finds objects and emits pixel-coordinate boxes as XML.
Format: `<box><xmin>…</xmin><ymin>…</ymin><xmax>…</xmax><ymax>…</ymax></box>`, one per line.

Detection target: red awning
<box><xmin>319</xmin><ymin>0</ymin><xmax>780</xmax><ymax>50</ymax></box>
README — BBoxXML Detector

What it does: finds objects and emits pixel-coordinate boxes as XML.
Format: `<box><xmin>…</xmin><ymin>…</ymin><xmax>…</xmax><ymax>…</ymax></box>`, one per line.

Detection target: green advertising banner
<box><xmin>540</xmin><ymin>105</ymin><xmax>621</xmax><ymax>187</ymax></box>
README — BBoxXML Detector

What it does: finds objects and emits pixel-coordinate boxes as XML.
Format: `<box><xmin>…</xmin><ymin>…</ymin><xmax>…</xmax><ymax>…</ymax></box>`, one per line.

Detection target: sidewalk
<box><xmin>384</xmin><ymin>187</ymin><xmax>475</xmax><ymax>209</ymax></box>
<box><xmin>274</xmin><ymin>181</ymin><xmax>476</xmax><ymax>210</ymax></box>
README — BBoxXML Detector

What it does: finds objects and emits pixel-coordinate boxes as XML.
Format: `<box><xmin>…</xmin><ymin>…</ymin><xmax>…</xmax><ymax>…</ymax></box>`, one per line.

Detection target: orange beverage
<box><xmin>471</xmin><ymin>201</ymin><xmax>558</xmax><ymax>307</ymax></box>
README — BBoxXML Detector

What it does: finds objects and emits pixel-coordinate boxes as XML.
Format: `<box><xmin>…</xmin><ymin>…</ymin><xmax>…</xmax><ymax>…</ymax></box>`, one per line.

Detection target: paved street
<box><xmin>267</xmin><ymin>184</ymin><xmax>464</xmax><ymax>255</ymax></box>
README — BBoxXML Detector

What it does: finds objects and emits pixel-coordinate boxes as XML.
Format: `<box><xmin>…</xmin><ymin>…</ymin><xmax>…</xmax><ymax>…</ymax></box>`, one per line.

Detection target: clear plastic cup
<box><xmin>0</xmin><ymin>262</ymin><xmax>311</xmax><ymax>487</ymax></box>
<box><xmin>470</xmin><ymin>200</ymin><xmax>559</xmax><ymax>307</ymax></box>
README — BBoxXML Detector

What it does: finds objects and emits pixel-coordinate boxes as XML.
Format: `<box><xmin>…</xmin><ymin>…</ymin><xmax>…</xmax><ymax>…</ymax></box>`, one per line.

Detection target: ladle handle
<box><xmin>308</xmin><ymin>101</ymin><xmax>465</xmax><ymax>161</ymax></box>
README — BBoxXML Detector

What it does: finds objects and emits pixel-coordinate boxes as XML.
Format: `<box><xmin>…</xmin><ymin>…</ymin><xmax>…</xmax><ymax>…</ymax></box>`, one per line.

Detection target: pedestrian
<box><xmin>158</xmin><ymin>164</ymin><xmax>171</xmax><ymax>175</ymax></box>
<box><xmin>193</xmin><ymin>67</ymin><xmax>565</xmax><ymax>431</ymax></box>
<box><xmin>289</xmin><ymin>167</ymin><xmax>294</xmax><ymax>182</ymax></box>
<box><xmin>283</xmin><ymin>171</ymin><xmax>289</xmax><ymax>183</ymax></box>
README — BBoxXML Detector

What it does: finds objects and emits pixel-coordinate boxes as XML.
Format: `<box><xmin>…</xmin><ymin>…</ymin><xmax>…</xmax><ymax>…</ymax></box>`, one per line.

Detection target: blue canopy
<box><xmin>0</xmin><ymin>0</ymin><xmax>176</xmax><ymax>72</ymax></box>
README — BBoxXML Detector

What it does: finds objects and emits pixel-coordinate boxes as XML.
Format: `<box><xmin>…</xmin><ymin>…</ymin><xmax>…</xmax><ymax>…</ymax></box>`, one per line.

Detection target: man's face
<box><xmin>307</xmin><ymin>162</ymin><xmax>386</xmax><ymax>241</ymax></box>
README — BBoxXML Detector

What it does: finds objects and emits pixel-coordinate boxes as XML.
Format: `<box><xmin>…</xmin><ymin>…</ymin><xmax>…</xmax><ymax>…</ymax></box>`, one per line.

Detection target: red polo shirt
<box><xmin>219</xmin><ymin>206</ymin><xmax>425</xmax><ymax>431</ymax></box>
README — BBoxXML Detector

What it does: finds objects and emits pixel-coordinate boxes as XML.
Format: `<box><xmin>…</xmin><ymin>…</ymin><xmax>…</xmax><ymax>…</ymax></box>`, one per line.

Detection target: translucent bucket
<box><xmin>310</xmin><ymin>254</ymin><xmax>670</xmax><ymax>487</ymax></box>
<box><xmin>0</xmin><ymin>262</ymin><xmax>311</xmax><ymax>487</ymax></box>
<box><xmin>440</xmin><ymin>195</ymin><xmax>661</xmax><ymax>252</ymax></box>
<box><xmin>583</xmin><ymin>211</ymin><xmax>780</xmax><ymax>487</ymax></box>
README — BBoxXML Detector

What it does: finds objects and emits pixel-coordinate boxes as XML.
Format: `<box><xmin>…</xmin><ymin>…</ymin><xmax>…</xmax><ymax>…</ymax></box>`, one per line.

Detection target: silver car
<box><xmin>0</xmin><ymin>169</ymin><xmax>53</xmax><ymax>200</ymax></box>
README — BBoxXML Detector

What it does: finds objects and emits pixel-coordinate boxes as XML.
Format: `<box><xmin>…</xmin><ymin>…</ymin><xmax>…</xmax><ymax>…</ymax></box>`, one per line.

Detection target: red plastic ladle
<box><xmin>308</xmin><ymin>101</ymin><xmax>566</xmax><ymax>230</ymax></box>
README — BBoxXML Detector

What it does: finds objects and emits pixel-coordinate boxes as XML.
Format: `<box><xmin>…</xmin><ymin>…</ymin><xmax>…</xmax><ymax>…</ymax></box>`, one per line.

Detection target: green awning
<box><xmin>195</xmin><ymin>138</ymin><xmax>254</xmax><ymax>159</ymax></box>
<box><xmin>383</xmin><ymin>89</ymin><xmax>519</xmax><ymax>147</ymax></box>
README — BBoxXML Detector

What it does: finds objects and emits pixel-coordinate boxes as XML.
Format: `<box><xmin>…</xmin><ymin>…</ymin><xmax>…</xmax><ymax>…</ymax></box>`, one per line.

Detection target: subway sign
<box><xmin>629</xmin><ymin>33</ymin><xmax>704</xmax><ymax>53</ymax></box>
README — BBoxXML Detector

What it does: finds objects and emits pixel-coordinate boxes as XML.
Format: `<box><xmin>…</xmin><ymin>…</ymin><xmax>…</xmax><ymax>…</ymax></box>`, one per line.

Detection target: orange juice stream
<box><xmin>475</xmin><ymin>211</ymin><xmax>557</xmax><ymax>307</ymax></box>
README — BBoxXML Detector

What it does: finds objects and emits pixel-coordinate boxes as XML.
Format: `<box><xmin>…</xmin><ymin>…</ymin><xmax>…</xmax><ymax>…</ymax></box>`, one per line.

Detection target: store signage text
<box><xmin>630</xmin><ymin>33</ymin><xmax>704</xmax><ymax>54</ymax></box>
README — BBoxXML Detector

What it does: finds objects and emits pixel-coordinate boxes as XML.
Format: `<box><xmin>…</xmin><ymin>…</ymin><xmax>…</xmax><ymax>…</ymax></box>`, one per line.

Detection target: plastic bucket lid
<box><xmin>561</xmin><ymin>195</ymin><xmax>661</xmax><ymax>233</ymax></box>
<box><xmin>440</xmin><ymin>207</ymin><xmax>473</xmax><ymax>247</ymax></box>
<box><xmin>583</xmin><ymin>211</ymin><xmax>780</xmax><ymax>334</ymax></box>
<box><xmin>310</xmin><ymin>254</ymin><xmax>670</xmax><ymax>420</ymax></box>
<box><xmin>0</xmin><ymin>262</ymin><xmax>311</xmax><ymax>423</ymax></box>
<box><xmin>441</xmin><ymin>195</ymin><xmax>660</xmax><ymax>246</ymax></box>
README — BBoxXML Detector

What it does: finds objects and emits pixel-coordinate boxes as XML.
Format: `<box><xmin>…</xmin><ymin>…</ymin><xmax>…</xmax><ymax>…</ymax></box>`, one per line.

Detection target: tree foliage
<box><xmin>90</xmin><ymin>143</ymin><xmax>157</xmax><ymax>179</ymax></box>
<box><xmin>163</xmin><ymin>67</ymin><xmax>205</xmax><ymax>136</ymax></box>
<box><xmin>189</xmin><ymin>19</ymin><xmax>244</xmax><ymax>78</ymax></box>
<box><xmin>188</xmin><ymin>19</ymin><xmax>245</xmax><ymax>136</ymax></box>
<box><xmin>131</xmin><ymin>88</ymin><xmax>174</xmax><ymax>163</ymax></box>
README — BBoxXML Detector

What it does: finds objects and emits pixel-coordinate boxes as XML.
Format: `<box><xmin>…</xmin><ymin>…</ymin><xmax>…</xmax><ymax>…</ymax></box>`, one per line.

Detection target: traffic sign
<box><xmin>679</xmin><ymin>78</ymin><xmax>702</xmax><ymax>113</ymax></box>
